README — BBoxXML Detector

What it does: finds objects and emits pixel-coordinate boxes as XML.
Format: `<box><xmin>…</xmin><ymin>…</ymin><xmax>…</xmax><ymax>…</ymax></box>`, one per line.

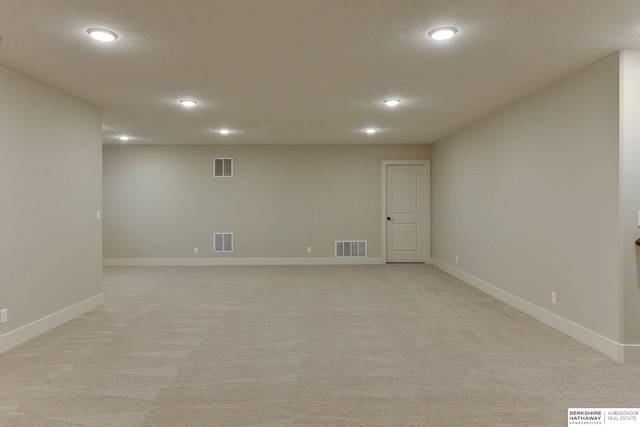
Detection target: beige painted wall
<box><xmin>0</xmin><ymin>65</ymin><xmax>103</xmax><ymax>337</ymax></box>
<box><xmin>620</xmin><ymin>50</ymin><xmax>640</xmax><ymax>352</ymax></box>
<box><xmin>103</xmin><ymin>144</ymin><xmax>429</xmax><ymax>260</ymax></box>
<box><xmin>431</xmin><ymin>54</ymin><xmax>621</xmax><ymax>341</ymax></box>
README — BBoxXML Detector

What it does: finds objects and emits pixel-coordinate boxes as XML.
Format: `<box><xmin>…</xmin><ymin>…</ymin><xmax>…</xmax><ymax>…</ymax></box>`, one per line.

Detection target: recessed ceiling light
<box><xmin>118</xmin><ymin>135</ymin><xmax>131</xmax><ymax>141</ymax></box>
<box><xmin>218</xmin><ymin>129</ymin><xmax>231</xmax><ymax>135</ymax></box>
<box><xmin>384</xmin><ymin>99</ymin><xmax>401</xmax><ymax>107</ymax></box>
<box><xmin>364</xmin><ymin>128</ymin><xmax>378</xmax><ymax>134</ymax></box>
<box><xmin>179</xmin><ymin>99</ymin><xmax>198</xmax><ymax>107</ymax></box>
<box><xmin>428</xmin><ymin>27</ymin><xmax>458</xmax><ymax>41</ymax></box>
<box><xmin>87</xmin><ymin>28</ymin><xmax>118</xmax><ymax>42</ymax></box>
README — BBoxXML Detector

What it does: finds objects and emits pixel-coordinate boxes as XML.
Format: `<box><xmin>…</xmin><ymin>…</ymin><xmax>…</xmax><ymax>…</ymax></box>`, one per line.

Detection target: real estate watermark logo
<box><xmin>568</xmin><ymin>409</ymin><xmax>640</xmax><ymax>426</ymax></box>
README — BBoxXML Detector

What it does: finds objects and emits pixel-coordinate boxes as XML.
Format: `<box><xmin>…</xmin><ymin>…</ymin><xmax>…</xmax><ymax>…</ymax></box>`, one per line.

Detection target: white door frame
<box><xmin>381</xmin><ymin>160</ymin><xmax>430</xmax><ymax>264</ymax></box>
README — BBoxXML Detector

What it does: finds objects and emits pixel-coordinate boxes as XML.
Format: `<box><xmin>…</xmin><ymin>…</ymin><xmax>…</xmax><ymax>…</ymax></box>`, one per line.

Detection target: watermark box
<box><xmin>568</xmin><ymin>409</ymin><xmax>640</xmax><ymax>426</ymax></box>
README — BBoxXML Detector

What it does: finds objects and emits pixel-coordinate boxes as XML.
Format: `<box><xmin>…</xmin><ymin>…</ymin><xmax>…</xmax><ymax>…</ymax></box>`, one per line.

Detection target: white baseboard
<box><xmin>104</xmin><ymin>257</ymin><xmax>384</xmax><ymax>266</ymax></box>
<box><xmin>430</xmin><ymin>258</ymin><xmax>623</xmax><ymax>363</ymax></box>
<box><xmin>0</xmin><ymin>293</ymin><xmax>104</xmax><ymax>354</ymax></box>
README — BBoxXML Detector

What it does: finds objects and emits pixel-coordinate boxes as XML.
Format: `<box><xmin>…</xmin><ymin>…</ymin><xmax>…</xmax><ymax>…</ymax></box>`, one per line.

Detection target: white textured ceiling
<box><xmin>1</xmin><ymin>0</ymin><xmax>639</xmax><ymax>145</ymax></box>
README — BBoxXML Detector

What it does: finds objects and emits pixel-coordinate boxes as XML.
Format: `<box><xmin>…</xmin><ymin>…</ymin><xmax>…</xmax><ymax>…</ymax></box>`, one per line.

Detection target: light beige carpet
<box><xmin>0</xmin><ymin>264</ymin><xmax>638</xmax><ymax>426</ymax></box>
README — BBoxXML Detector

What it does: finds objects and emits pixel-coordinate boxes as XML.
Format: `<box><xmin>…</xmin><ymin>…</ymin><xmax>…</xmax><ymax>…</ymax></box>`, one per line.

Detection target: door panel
<box><xmin>392</xmin><ymin>171</ymin><xmax>418</xmax><ymax>213</ymax></box>
<box><xmin>386</xmin><ymin>165</ymin><xmax>425</xmax><ymax>263</ymax></box>
<box><xmin>392</xmin><ymin>223</ymin><xmax>418</xmax><ymax>251</ymax></box>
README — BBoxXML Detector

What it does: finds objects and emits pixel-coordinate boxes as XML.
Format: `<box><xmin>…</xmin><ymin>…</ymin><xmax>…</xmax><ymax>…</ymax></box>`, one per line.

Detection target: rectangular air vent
<box><xmin>213</xmin><ymin>158</ymin><xmax>233</xmax><ymax>177</ymax></box>
<box><xmin>214</xmin><ymin>233</ymin><xmax>233</xmax><ymax>252</ymax></box>
<box><xmin>335</xmin><ymin>241</ymin><xmax>367</xmax><ymax>258</ymax></box>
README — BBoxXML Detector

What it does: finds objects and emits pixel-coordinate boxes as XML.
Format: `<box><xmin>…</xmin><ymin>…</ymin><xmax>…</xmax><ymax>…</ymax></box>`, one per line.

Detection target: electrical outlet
<box><xmin>194</xmin><ymin>248</ymin><xmax>198</xmax><ymax>255</ymax></box>
<box><xmin>455</xmin><ymin>255</ymin><xmax>459</xmax><ymax>264</ymax></box>
<box><xmin>1</xmin><ymin>309</ymin><xmax>7</xmax><ymax>324</ymax></box>
<box><xmin>551</xmin><ymin>292</ymin><xmax>557</xmax><ymax>305</ymax></box>
<box><xmin>307</xmin><ymin>247</ymin><xmax>312</xmax><ymax>254</ymax></box>
<box><xmin>96</xmin><ymin>210</ymin><xmax>101</xmax><ymax>221</ymax></box>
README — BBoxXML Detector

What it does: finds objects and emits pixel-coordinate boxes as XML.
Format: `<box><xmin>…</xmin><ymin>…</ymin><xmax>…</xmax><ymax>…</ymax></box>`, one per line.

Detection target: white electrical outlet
<box><xmin>455</xmin><ymin>256</ymin><xmax>459</xmax><ymax>264</ymax></box>
<box><xmin>194</xmin><ymin>248</ymin><xmax>199</xmax><ymax>255</ymax></box>
<box><xmin>551</xmin><ymin>292</ymin><xmax>557</xmax><ymax>305</ymax></box>
<box><xmin>1</xmin><ymin>309</ymin><xmax>7</xmax><ymax>324</ymax></box>
<box><xmin>307</xmin><ymin>247</ymin><xmax>312</xmax><ymax>254</ymax></box>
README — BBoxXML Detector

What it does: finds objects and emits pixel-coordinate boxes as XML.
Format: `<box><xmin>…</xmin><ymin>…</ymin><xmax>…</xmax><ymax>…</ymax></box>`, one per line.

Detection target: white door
<box><xmin>386</xmin><ymin>165</ymin><xmax>426</xmax><ymax>263</ymax></box>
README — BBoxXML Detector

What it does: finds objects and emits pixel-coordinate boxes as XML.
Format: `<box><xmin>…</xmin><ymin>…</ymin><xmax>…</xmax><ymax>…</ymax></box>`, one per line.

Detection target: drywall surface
<box><xmin>431</xmin><ymin>54</ymin><xmax>620</xmax><ymax>341</ymax></box>
<box><xmin>0</xmin><ymin>64</ymin><xmax>103</xmax><ymax>342</ymax></box>
<box><xmin>103</xmin><ymin>144</ymin><xmax>429</xmax><ymax>260</ymax></box>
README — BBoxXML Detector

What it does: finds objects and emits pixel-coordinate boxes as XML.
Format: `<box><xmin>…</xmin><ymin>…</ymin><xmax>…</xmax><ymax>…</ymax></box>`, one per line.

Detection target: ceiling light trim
<box><xmin>87</xmin><ymin>28</ymin><xmax>118</xmax><ymax>42</ymax></box>
<box><xmin>428</xmin><ymin>27</ymin><xmax>458</xmax><ymax>41</ymax></box>
<box><xmin>179</xmin><ymin>99</ymin><xmax>198</xmax><ymax>107</ymax></box>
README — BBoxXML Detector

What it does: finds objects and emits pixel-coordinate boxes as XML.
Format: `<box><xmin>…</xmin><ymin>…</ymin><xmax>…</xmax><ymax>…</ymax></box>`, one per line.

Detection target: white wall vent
<box><xmin>335</xmin><ymin>241</ymin><xmax>367</xmax><ymax>258</ymax></box>
<box><xmin>214</xmin><ymin>233</ymin><xmax>233</xmax><ymax>252</ymax></box>
<box><xmin>213</xmin><ymin>158</ymin><xmax>233</xmax><ymax>177</ymax></box>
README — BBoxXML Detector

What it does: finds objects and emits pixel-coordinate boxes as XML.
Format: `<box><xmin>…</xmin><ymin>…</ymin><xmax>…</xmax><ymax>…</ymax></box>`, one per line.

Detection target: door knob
<box><xmin>387</xmin><ymin>217</ymin><xmax>391</xmax><ymax>221</ymax></box>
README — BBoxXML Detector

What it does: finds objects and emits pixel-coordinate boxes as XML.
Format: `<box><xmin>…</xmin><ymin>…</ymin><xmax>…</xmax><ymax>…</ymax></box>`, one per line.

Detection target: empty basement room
<box><xmin>2</xmin><ymin>1</ymin><xmax>640</xmax><ymax>426</ymax></box>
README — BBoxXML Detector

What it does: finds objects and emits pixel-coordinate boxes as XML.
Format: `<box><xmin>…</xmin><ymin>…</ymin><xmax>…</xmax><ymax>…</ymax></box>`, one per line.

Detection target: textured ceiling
<box><xmin>1</xmin><ymin>0</ymin><xmax>639</xmax><ymax>145</ymax></box>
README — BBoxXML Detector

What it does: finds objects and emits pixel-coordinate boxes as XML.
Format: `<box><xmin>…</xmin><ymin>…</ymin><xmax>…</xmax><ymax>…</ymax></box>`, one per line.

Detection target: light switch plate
<box><xmin>1</xmin><ymin>309</ymin><xmax>7</xmax><ymax>324</ymax></box>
